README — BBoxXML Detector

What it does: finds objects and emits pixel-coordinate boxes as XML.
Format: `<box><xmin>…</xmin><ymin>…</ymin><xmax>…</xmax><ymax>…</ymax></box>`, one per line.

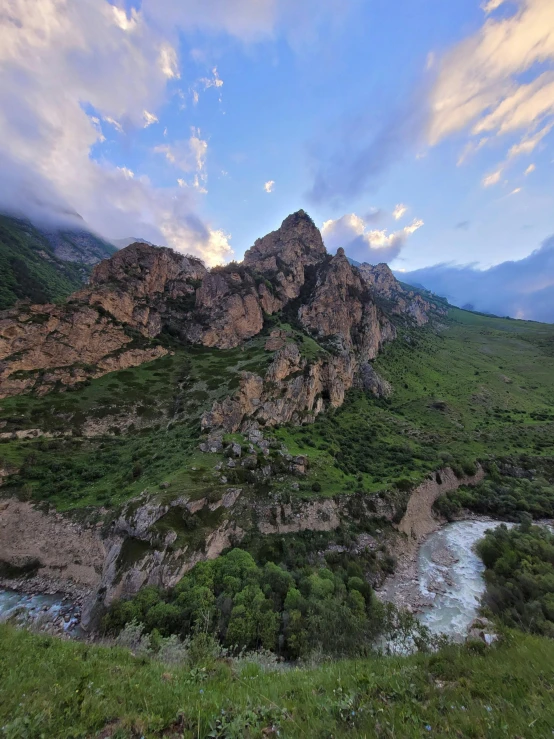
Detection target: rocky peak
<box><xmin>299</xmin><ymin>249</ymin><xmax>395</xmax><ymax>357</ymax></box>
<box><xmin>357</xmin><ymin>263</ymin><xmax>398</xmax><ymax>299</ymax></box>
<box><xmin>89</xmin><ymin>242</ymin><xmax>206</xmax><ymax>298</ymax></box>
<box><xmin>242</xmin><ymin>210</ymin><xmax>327</xmax><ymax>305</ymax></box>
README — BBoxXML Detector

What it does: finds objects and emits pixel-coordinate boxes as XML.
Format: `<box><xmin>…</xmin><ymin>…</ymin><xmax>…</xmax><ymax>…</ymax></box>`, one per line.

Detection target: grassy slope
<box><xmin>1</xmin><ymin>307</ymin><xmax>554</xmax><ymax>512</ymax></box>
<box><xmin>274</xmin><ymin>307</ymin><xmax>554</xmax><ymax>497</ymax></box>
<box><xmin>0</xmin><ymin>215</ymin><xmax>89</xmax><ymax>309</ymax></box>
<box><xmin>0</xmin><ymin>338</ymin><xmax>273</xmax><ymax>510</ymax></box>
<box><xmin>1</xmin><ymin>625</ymin><xmax>553</xmax><ymax>738</ymax></box>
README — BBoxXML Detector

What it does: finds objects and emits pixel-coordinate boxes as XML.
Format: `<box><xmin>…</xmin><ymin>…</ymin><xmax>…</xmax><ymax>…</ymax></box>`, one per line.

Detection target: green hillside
<box><xmin>1</xmin><ymin>307</ymin><xmax>554</xmax><ymax>513</ymax></box>
<box><xmin>0</xmin><ymin>215</ymin><xmax>112</xmax><ymax>310</ymax></box>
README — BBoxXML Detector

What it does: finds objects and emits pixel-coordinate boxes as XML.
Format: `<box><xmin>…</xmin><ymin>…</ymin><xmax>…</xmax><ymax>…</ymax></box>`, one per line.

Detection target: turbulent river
<box><xmin>416</xmin><ymin>519</ymin><xmax>506</xmax><ymax>638</ymax></box>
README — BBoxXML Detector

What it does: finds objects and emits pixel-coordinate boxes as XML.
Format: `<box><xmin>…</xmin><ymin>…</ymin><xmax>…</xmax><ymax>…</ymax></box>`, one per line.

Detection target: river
<box><xmin>0</xmin><ymin>589</ymin><xmax>82</xmax><ymax>635</ymax></box>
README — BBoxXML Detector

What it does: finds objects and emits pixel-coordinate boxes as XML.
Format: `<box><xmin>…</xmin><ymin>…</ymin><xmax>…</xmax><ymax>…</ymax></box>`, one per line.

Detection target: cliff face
<box><xmin>0</xmin><ymin>211</ymin><xmax>442</xmax><ymax>419</ymax></box>
<box><xmin>358</xmin><ymin>262</ymin><xmax>437</xmax><ymax>327</ymax></box>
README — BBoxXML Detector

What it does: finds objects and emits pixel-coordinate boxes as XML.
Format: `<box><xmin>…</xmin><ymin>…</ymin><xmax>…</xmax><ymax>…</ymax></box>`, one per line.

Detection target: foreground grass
<box><xmin>1</xmin><ymin>626</ymin><xmax>554</xmax><ymax>738</ymax></box>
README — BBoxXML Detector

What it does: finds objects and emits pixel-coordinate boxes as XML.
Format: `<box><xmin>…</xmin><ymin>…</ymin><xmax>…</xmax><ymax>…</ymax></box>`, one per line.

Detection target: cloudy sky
<box><xmin>1</xmin><ymin>0</ymin><xmax>554</xmax><ymax>316</ymax></box>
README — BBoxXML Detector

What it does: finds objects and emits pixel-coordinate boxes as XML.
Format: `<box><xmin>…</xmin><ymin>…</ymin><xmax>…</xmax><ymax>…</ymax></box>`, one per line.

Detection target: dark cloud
<box><xmin>400</xmin><ymin>235</ymin><xmax>554</xmax><ymax>323</ymax></box>
<box><xmin>455</xmin><ymin>220</ymin><xmax>470</xmax><ymax>230</ymax></box>
<box><xmin>306</xmin><ymin>90</ymin><xmax>429</xmax><ymax>206</ymax></box>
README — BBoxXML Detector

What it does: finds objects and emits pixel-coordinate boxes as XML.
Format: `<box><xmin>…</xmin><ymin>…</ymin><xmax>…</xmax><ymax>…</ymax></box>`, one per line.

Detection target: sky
<box><xmin>1</xmin><ymin>0</ymin><xmax>554</xmax><ymax>318</ymax></box>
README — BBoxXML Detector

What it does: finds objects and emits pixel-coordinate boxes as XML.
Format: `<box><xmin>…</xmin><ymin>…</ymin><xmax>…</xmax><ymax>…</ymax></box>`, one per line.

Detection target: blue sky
<box><xmin>2</xmin><ymin>0</ymin><xmax>554</xmax><ymax>286</ymax></box>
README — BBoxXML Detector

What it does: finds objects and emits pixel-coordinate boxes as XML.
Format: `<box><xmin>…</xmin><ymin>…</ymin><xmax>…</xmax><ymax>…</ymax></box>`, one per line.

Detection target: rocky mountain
<box><xmin>0</xmin><ymin>211</ymin><xmax>441</xmax><ymax>421</ymax></box>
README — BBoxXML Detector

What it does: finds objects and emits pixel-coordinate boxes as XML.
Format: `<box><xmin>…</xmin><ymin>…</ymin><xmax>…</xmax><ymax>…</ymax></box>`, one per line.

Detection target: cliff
<box><xmin>0</xmin><ymin>211</ymin><xmax>441</xmax><ymax>422</ymax></box>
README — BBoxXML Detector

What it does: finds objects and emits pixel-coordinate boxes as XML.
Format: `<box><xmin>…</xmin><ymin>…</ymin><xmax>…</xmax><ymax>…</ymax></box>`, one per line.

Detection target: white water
<box><xmin>0</xmin><ymin>589</ymin><xmax>81</xmax><ymax>634</ymax></box>
<box><xmin>416</xmin><ymin>519</ymin><xmax>508</xmax><ymax>639</ymax></box>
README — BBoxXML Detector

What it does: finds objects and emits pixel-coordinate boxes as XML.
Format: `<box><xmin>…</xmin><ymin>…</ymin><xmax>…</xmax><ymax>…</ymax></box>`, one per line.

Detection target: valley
<box><xmin>1</xmin><ymin>211</ymin><xmax>554</xmax><ymax>737</ymax></box>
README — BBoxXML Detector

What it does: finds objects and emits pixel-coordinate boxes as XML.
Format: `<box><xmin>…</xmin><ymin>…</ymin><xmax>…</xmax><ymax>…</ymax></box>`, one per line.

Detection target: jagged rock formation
<box><xmin>80</xmin><ymin>242</ymin><xmax>207</xmax><ymax>337</ymax></box>
<box><xmin>0</xmin><ymin>211</ymin><xmax>441</xmax><ymax>419</ymax></box>
<box><xmin>358</xmin><ymin>262</ymin><xmax>436</xmax><ymax>327</ymax></box>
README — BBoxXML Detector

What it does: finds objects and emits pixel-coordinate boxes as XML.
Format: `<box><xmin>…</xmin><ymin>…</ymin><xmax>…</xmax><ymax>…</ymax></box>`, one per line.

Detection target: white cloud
<box><xmin>510</xmin><ymin>187</ymin><xmax>522</xmax><ymax>194</ymax></box>
<box><xmin>264</xmin><ymin>180</ymin><xmax>275</xmax><ymax>193</ymax></box>
<box><xmin>525</xmin><ymin>162</ymin><xmax>536</xmax><ymax>175</ymax></box>
<box><xmin>154</xmin><ymin>128</ymin><xmax>209</xmax><ymax>191</ymax></box>
<box><xmin>482</xmin><ymin>168</ymin><xmax>503</xmax><ymax>187</ymax></box>
<box><xmin>481</xmin><ymin>0</ymin><xmax>507</xmax><ymax>13</ymax></box>
<box><xmin>508</xmin><ymin>122</ymin><xmax>553</xmax><ymax>157</ymax></box>
<box><xmin>321</xmin><ymin>213</ymin><xmax>424</xmax><ymax>264</ymax></box>
<box><xmin>117</xmin><ymin>167</ymin><xmax>135</xmax><ymax>179</ymax></box>
<box><xmin>429</xmin><ymin>0</ymin><xmax>554</xmax><ymax>156</ymax></box>
<box><xmin>143</xmin><ymin>111</ymin><xmax>159</xmax><ymax>127</ymax></box>
<box><xmin>392</xmin><ymin>203</ymin><xmax>407</xmax><ymax>220</ymax></box>
<box><xmin>0</xmin><ymin>0</ymin><xmax>234</xmax><ymax>267</ymax></box>
<box><xmin>141</xmin><ymin>0</ymin><xmax>349</xmax><ymax>45</ymax></box>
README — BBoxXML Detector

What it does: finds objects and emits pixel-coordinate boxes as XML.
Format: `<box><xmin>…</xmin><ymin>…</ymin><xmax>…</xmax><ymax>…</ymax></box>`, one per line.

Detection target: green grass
<box><xmin>1</xmin><ymin>625</ymin><xmax>553</xmax><ymax>738</ymax></box>
<box><xmin>0</xmin><ymin>215</ymin><xmax>89</xmax><ymax>309</ymax></box>
<box><xmin>3</xmin><ymin>306</ymin><xmax>554</xmax><ymax>512</ymax></box>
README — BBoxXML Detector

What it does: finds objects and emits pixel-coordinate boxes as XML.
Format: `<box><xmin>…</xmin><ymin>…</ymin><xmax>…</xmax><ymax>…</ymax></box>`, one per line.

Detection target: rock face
<box><xmin>358</xmin><ymin>262</ymin><xmax>438</xmax><ymax>327</ymax></box>
<box><xmin>81</xmin><ymin>242</ymin><xmax>207</xmax><ymax>337</ymax></box>
<box><xmin>0</xmin><ymin>211</ymin><xmax>443</xmax><ymax>417</ymax></box>
<box><xmin>243</xmin><ymin>210</ymin><xmax>327</xmax><ymax>308</ymax></box>
<box><xmin>0</xmin><ymin>302</ymin><xmax>168</xmax><ymax>398</ymax></box>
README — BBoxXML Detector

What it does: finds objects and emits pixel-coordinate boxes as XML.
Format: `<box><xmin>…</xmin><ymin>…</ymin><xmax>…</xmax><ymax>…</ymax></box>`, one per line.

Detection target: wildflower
<box><xmin>485</xmin><ymin>706</ymin><xmax>492</xmax><ymax>713</ymax></box>
<box><xmin>199</xmin><ymin>689</ymin><xmax>204</xmax><ymax>695</ymax></box>
<box><xmin>425</xmin><ymin>725</ymin><xmax>432</xmax><ymax>732</ymax></box>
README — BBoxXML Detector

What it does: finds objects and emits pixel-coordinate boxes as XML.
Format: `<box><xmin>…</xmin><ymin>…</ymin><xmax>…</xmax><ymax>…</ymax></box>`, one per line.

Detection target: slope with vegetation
<box><xmin>1</xmin><ymin>624</ymin><xmax>554</xmax><ymax>738</ymax></box>
<box><xmin>0</xmin><ymin>214</ymin><xmax>115</xmax><ymax>310</ymax></box>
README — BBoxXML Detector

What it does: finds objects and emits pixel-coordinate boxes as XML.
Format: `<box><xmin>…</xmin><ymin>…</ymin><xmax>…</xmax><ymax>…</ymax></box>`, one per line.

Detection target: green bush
<box><xmin>477</xmin><ymin>523</ymin><xmax>554</xmax><ymax>637</ymax></box>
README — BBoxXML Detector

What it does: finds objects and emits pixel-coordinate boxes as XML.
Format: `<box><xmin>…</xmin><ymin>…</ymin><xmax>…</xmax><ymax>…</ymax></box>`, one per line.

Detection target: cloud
<box><xmin>508</xmin><ymin>123</ymin><xmax>554</xmax><ymax>157</ymax></box>
<box><xmin>143</xmin><ymin>111</ymin><xmax>159</xmax><ymax>127</ymax></box>
<box><xmin>525</xmin><ymin>163</ymin><xmax>536</xmax><ymax>175</ymax></box>
<box><xmin>141</xmin><ymin>0</ymin><xmax>352</xmax><ymax>45</ymax></box>
<box><xmin>0</xmin><ymin>0</ymin><xmax>233</xmax><ymax>264</ymax></box>
<box><xmin>155</xmin><ymin>130</ymin><xmax>208</xmax><ymax>192</ymax></box>
<box><xmin>392</xmin><ymin>203</ymin><xmax>407</xmax><ymax>221</ymax></box>
<box><xmin>482</xmin><ymin>168</ymin><xmax>503</xmax><ymax>187</ymax></box>
<box><xmin>401</xmin><ymin>235</ymin><xmax>554</xmax><ymax>322</ymax></box>
<box><xmin>455</xmin><ymin>220</ymin><xmax>471</xmax><ymax>230</ymax></box>
<box><xmin>307</xmin><ymin>91</ymin><xmax>429</xmax><ymax>205</ymax></box>
<box><xmin>264</xmin><ymin>180</ymin><xmax>275</xmax><ymax>193</ymax></box>
<box><xmin>321</xmin><ymin>213</ymin><xmax>424</xmax><ymax>264</ymax></box>
<box><xmin>510</xmin><ymin>187</ymin><xmax>522</xmax><ymax>194</ymax></box>
<box><xmin>429</xmin><ymin>0</ymin><xmax>554</xmax><ymax>155</ymax></box>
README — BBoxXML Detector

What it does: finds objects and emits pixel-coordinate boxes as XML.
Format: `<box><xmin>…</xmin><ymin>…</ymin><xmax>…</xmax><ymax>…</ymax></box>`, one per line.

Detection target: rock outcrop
<box><xmin>358</xmin><ymin>262</ymin><xmax>439</xmax><ymax>327</ymax></box>
<box><xmin>0</xmin><ymin>210</ymin><xmax>444</xmax><ymax>417</ymax></box>
<box><xmin>0</xmin><ymin>302</ymin><xmax>168</xmax><ymax>398</ymax></box>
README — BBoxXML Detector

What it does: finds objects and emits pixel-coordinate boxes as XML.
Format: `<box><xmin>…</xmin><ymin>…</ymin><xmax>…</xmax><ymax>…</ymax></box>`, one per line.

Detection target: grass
<box><xmin>2</xmin><ymin>306</ymin><xmax>554</xmax><ymax>512</ymax></box>
<box><xmin>1</xmin><ymin>625</ymin><xmax>553</xmax><ymax>737</ymax></box>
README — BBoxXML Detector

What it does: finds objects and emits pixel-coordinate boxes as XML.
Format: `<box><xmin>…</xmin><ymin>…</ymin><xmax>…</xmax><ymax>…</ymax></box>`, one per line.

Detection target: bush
<box><xmin>476</xmin><ymin>523</ymin><xmax>554</xmax><ymax>637</ymax></box>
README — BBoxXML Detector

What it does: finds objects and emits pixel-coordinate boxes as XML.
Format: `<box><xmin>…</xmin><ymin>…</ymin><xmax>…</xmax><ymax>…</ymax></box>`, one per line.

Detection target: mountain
<box><xmin>111</xmin><ymin>237</ymin><xmax>155</xmax><ymax>250</ymax></box>
<box><xmin>1</xmin><ymin>209</ymin><xmax>554</xmax><ymax>692</ymax></box>
<box><xmin>0</xmin><ymin>214</ymin><xmax>115</xmax><ymax>310</ymax></box>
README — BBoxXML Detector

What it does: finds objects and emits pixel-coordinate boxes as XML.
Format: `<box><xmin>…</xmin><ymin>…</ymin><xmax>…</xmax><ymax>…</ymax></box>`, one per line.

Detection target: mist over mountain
<box><xmin>397</xmin><ymin>235</ymin><xmax>554</xmax><ymax>324</ymax></box>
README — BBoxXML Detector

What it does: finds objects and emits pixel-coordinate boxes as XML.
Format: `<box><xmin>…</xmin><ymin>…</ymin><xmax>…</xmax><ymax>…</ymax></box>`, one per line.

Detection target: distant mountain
<box><xmin>0</xmin><ymin>214</ymin><xmax>113</xmax><ymax>310</ymax></box>
<box><xmin>111</xmin><ymin>237</ymin><xmax>155</xmax><ymax>250</ymax></box>
<box><xmin>42</xmin><ymin>227</ymin><xmax>115</xmax><ymax>265</ymax></box>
